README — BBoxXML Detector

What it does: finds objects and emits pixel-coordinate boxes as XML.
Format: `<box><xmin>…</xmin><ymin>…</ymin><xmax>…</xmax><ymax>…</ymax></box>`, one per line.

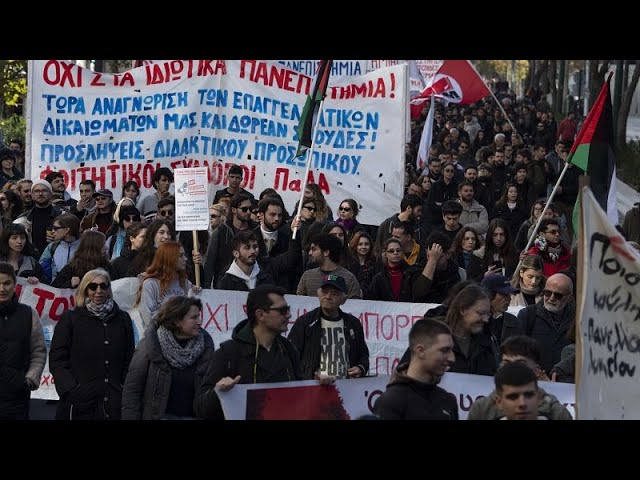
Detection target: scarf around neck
<box><xmin>85</xmin><ymin>297</ymin><xmax>115</xmax><ymax>320</ymax></box>
<box><xmin>157</xmin><ymin>325</ymin><xmax>205</xmax><ymax>369</ymax></box>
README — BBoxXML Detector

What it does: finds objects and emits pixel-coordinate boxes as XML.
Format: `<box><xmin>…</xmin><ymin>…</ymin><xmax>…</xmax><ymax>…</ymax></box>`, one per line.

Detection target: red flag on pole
<box><xmin>410</xmin><ymin>60</ymin><xmax>491</xmax><ymax>119</ymax></box>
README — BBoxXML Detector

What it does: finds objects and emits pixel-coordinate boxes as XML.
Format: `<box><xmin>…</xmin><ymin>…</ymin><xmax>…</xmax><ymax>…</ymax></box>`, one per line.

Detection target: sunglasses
<box><xmin>339</xmin><ymin>207</ymin><xmax>352</xmax><ymax>212</ymax></box>
<box><xmin>210</xmin><ymin>214</ymin><xmax>221</xmax><ymax>219</ymax></box>
<box><xmin>124</xmin><ymin>215</ymin><xmax>141</xmax><ymax>222</ymax></box>
<box><xmin>265</xmin><ymin>305</ymin><xmax>291</xmax><ymax>315</ymax></box>
<box><xmin>87</xmin><ymin>282</ymin><xmax>110</xmax><ymax>291</ymax></box>
<box><xmin>543</xmin><ymin>289</ymin><xmax>567</xmax><ymax>300</ymax></box>
<box><xmin>159</xmin><ymin>210</ymin><xmax>174</xmax><ymax>217</ymax></box>
<box><xmin>237</xmin><ymin>206</ymin><xmax>251</xmax><ymax>212</ymax></box>
<box><xmin>302</xmin><ymin>205</ymin><xmax>316</xmax><ymax>212</ymax></box>
<box><xmin>386</xmin><ymin>248</ymin><xmax>402</xmax><ymax>254</ymax></box>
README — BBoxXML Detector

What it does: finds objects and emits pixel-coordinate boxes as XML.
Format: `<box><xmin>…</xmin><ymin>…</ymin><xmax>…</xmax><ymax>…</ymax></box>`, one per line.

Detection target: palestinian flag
<box><xmin>295</xmin><ymin>60</ymin><xmax>332</xmax><ymax>158</ymax></box>
<box><xmin>570</xmin><ymin>72</ymin><xmax>618</xmax><ymax>233</ymax></box>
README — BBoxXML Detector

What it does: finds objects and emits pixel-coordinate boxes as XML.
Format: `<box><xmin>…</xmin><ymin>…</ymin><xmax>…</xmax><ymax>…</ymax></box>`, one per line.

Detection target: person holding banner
<box><xmin>194</xmin><ymin>285</ymin><xmax>302</xmax><ymax>420</ymax></box>
<box><xmin>122</xmin><ymin>297</ymin><xmax>214</xmax><ymax>420</ymax></box>
<box><xmin>0</xmin><ymin>262</ymin><xmax>46</xmax><ymax>420</ymax></box>
<box><xmin>373</xmin><ymin>318</ymin><xmax>458</xmax><ymax>420</ymax></box>
<box><xmin>288</xmin><ymin>274</ymin><xmax>369</xmax><ymax>381</ymax></box>
<box><xmin>49</xmin><ymin>268</ymin><xmax>135</xmax><ymax>420</ymax></box>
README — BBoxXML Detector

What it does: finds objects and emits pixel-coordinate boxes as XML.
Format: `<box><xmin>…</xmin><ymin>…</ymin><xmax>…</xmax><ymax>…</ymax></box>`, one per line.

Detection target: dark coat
<box><xmin>121</xmin><ymin>326</ymin><xmax>214</xmax><ymax>420</ymax></box>
<box><xmin>194</xmin><ymin>319</ymin><xmax>302</xmax><ymax>419</ymax></box>
<box><xmin>216</xmin><ymin>268</ymin><xmax>275</xmax><ymax>291</ymax></box>
<box><xmin>516</xmin><ymin>301</ymin><xmax>575</xmax><ymax>375</ymax></box>
<box><xmin>449</xmin><ymin>331</ymin><xmax>500</xmax><ymax>376</ymax></box>
<box><xmin>373</xmin><ymin>365</ymin><xmax>458</xmax><ymax>420</ymax></box>
<box><xmin>49</xmin><ymin>303</ymin><xmax>135</xmax><ymax>420</ymax></box>
<box><xmin>0</xmin><ymin>301</ymin><xmax>34</xmax><ymax>419</ymax></box>
<box><xmin>287</xmin><ymin>307</ymin><xmax>369</xmax><ymax>380</ymax></box>
<box><xmin>367</xmin><ymin>262</ymin><xmax>422</xmax><ymax>302</ymax></box>
<box><xmin>412</xmin><ymin>260</ymin><xmax>462</xmax><ymax>304</ymax></box>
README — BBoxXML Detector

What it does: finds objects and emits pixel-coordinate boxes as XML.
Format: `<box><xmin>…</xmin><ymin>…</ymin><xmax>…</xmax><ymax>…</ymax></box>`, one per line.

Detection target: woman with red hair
<box><xmin>136</xmin><ymin>241</ymin><xmax>201</xmax><ymax>331</ymax></box>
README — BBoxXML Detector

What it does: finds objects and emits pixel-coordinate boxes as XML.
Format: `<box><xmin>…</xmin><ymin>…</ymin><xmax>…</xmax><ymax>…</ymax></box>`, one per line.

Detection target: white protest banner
<box><xmin>174</xmin><ymin>167</ymin><xmax>209</xmax><ymax>231</ymax></box>
<box><xmin>577</xmin><ymin>187</ymin><xmax>640</xmax><ymax>419</ymax></box>
<box><xmin>27</xmin><ymin>60</ymin><xmax>406</xmax><ymax>225</ymax></box>
<box><xmin>273</xmin><ymin>60</ymin><xmax>368</xmax><ymax>80</ymax></box>
<box><xmin>416</xmin><ymin>60</ymin><xmax>444</xmax><ymax>84</ymax></box>
<box><xmin>218</xmin><ymin>373</ymin><xmax>575</xmax><ymax>420</ymax></box>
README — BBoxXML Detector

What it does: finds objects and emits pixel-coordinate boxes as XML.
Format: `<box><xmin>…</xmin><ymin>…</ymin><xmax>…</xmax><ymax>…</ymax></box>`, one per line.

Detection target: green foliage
<box><xmin>0</xmin><ymin>114</ymin><xmax>26</xmax><ymax>144</ymax></box>
<box><xmin>0</xmin><ymin>60</ymin><xmax>27</xmax><ymax>108</ymax></box>
<box><xmin>473</xmin><ymin>60</ymin><xmax>529</xmax><ymax>83</ymax></box>
<box><xmin>618</xmin><ymin>140</ymin><xmax>640</xmax><ymax>190</ymax></box>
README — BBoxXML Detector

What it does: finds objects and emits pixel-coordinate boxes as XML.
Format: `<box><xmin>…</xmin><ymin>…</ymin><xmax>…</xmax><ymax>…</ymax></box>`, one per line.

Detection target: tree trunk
<box><xmin>548</xmin><ymin>59</ymin><xmax>557</xmax><ymax>106</ymax></box>
<box><xmin>538</xmin><ymin>60</ymin><xmax>549</xmax><ymax>94</ymax></box>
<box><xmin>616</xmin><ymin>60</ymin><xmax>640</xmax><ymax>150</ymax></box>
<box><xmin>588</xmin><ymin>60</ymin><xmax>610</xmax><ymax>110</ymax></box>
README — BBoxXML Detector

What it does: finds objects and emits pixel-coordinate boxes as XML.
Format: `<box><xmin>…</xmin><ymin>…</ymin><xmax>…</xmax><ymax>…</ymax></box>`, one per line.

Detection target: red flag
<box><xmin>434</xmin><ymin>60</ymin><xmax>491</xmax><ymax>105</ymax></box>
<box><xmin>410</xmin><ymin>60</ymin><xmax>491</xmax><ymax>119</ymax></box>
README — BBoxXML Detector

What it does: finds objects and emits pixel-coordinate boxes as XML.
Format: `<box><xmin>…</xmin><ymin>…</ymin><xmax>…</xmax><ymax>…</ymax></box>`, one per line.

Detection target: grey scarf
<box><xmin>85</xmin><ymin>298</ymin><xmax>115</xmax><ymax>320</ymax></box>
<box><xmin>156</xmin><ymin>325</ymin><xmax>205</xmax><ymax>369</ymax></box>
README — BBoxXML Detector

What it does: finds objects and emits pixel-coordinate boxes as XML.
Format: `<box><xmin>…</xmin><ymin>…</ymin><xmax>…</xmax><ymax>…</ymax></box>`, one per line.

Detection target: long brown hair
<box><xmin>135</xmin><ymin>241</ymin><xmax>187</xmax><ymax>306</ymax></box>
<box><xmin>68</xmin><ymin>231</ymin><xmax>111</xmax><ymax>279</ymax></box>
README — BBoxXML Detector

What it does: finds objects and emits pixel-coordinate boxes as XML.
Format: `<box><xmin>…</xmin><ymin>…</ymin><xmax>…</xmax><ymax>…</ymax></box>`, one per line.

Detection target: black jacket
<box><xmin>367</xmin><ymin>262</ymin><xmax>422</xmax><ymax>302</ymax></box>
<box><xmin>373</xmin><ymin>364</ymin><xmax>458</xmax><ymax>420</ymax></box>
<box><xmin>121</xmin><ymin>325</ymin><xmax>215</xmax><ymax>420</ymax></box>
<box><xmin>287</xmin><ymin>307</ymin><xmax>369</xmax><ymax>380</ymax></box>
<box><xmin>0</xmin><ymin>300</ymin><xmax>34</xmax><ymax>419</ymax></box>
<box><xmin>449</xmin><ymin>331</ymin><xmax>500</xmax><ymax>376</ymax></box>
<box><xmin>516</xmin><ymin>301</ymin><xmax>575</xmax><ymax>375</ymax></box>
<box><xmin>49</xmin><ymin>303</ymin><xmax>135</xmax><ymax>420</ymax></box>
<box><xmin>194</xmin><ymin>319</ymin><xmax>302</xmax><ymax>419</ymax></box>
<box><xmin>216</xmin><ymin>268</ymin><xmax>275</xmax><ymax>291</ymax></box>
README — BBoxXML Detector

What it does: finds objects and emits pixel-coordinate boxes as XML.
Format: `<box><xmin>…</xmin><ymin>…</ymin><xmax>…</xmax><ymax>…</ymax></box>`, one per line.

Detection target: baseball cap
<box><xmin>92</xmin><ymin>189</ymin><xmax>113</xmax><ymax>199</ymax></box>
<box><xmin>481</xmin><ymin>274</ymin><xmax>519</xmax><ymax>295</ymax></box>
<box><xmin>320</xmin><ymin>274</ymin><xmax>347</xmax><ymax>293</ymax></box>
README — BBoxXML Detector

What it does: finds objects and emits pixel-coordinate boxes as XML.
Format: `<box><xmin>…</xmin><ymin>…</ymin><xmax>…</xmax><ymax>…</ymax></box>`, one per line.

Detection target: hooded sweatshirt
<box><xmin>225</xmin><ymin>260</ymin><xmax>261</xmax><ymax>290</ymax></box>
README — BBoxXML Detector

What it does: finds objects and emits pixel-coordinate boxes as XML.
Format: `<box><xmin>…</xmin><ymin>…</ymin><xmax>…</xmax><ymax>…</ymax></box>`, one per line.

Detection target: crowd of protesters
<box><xmin>2</xmin><ymin>85</ymin><xmax>640</xmax><ymax>421</ymax></box>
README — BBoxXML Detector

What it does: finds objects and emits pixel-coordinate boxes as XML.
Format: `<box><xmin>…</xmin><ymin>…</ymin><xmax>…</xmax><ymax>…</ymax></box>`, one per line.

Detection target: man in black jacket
<box><xmin>194</xmin><ymin>285</ymin><xmax>302</xmax><ymax>419</ymax></box>
<box><xmin>288</xmin><ymin>274</ymin><xmax>369</xmax><ymax>380</ymax></box>
<box><xmin>373</xmin><ymin>318</ymin><xmax>458</xmax><ymax>420</ymax></box>
<box><xmin>0</xmin><ymin>263</ymin><xmax>46</xmax><ymax>419</ymax></box>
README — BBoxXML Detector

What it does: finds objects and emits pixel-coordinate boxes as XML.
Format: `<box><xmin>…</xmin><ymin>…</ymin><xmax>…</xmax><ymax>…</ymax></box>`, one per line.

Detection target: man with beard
<box><xmin>45</xmin><ymin>171</ymin><xmax>77</xmax><ymax>213</ymax></box>
<box><xmin>515</xmin><ymin>273</ymin><xmax>575</xmax><ymax>376</ymax></box>
<box><xmin>18</xmin><ymin>180</ymin><xmax>62</xmax><ymax>257</ymax></box>
<box><xmin>375</xmin><ymin>194</ymin><xmax>424</xmax><ymax>255</ymax></box>
<box><xmin>457</xmin><ymin>181</ymin><xmax>489</xmax><ymax>236</ymax></box>
<box><xmin>217</xmin><ymin>231</ymin><xmax>274</xmax><ymax>291</ymax></box>
<box><xmin>481</xmin><ymin>274</ymin><xmax>519</xmax><ymax>345</ymax></box>
<box><xmin>194</xmin><ymin>285</ymin><xmax>302</xmax><ymax>420</ymax></box>
<box><xmin>374</xmin><ymin>318</ymin><xmax>458</xmax><ymax>420</ymax></box>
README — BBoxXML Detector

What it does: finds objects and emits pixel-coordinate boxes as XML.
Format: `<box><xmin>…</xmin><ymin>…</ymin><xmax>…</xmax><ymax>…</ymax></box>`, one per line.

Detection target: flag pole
<box><xmin>514</xmin><ymin>160</ymin><xmax>571</xmax><ymax>273</ymax></box>
<box><xmin>466</xmin><ymin>60</ymin><xmax>518</xmax><ymax>134</ymax></box>
<box><xmin>292</xmin><ymin>99</ymin><xmax>326</xmax><ymax>240</ymax></box>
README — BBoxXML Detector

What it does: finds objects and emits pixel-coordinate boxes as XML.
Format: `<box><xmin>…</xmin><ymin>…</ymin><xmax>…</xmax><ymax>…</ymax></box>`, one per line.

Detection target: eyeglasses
<box><xmin>339</xmin><ymin>207</ymin><xmax>352</xmax><ymax>212</ymax></box>
<box><xmin>87</xmin><ymin>282</ymin><xmax>110</xmax><ymax>291</ymax></box>
<box><xmin>545</xmin><ymin>229</ymin><xmax>560</xmax><ymax>235</ymax></box>
<box><xmin>238</xmin><ymin>206</ymin><xmax>251</xmax><ymax>212</ymax></box>
<box><xmin>264</xmin><ymin>305</ymin><xmax>291</xmax><ymax>315</ymax></box>
<box><xmin>124</xmin><ymin>215</ymin><xmax>141</xmax><ymax>222</ymax></box>
<box><xmin>543</xmin><ymin>289</ymin><xmax>567</xmax><ymax>300</ymax></box>
<box><xmin>159</xmin><ymin>210</ymin><xmax>174</xmax><ymax>217</ymax></box>
<box><xmin>302</xmin><ymin>205</ymin><xmax>316</xmax><ymax>212</ymax></box>
<box><xmin>386</xmin><ymin>248</ymin><xmax>402</xmax><ymax>254</ymax></box>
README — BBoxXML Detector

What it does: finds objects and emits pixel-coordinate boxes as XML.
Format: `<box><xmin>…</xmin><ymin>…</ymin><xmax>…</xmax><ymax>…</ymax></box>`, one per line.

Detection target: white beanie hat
<box><xmin>31</xmin><ymin>179</ymin><xmax>53</xmax><ymax>192</ymax></box>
